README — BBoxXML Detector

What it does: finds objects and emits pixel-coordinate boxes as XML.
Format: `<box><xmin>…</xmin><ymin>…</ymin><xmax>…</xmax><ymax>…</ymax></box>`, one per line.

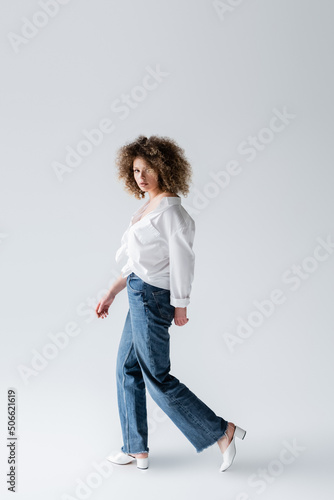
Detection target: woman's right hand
<box><xmin>174</xmin><ymin>307</ymin><xmax>189</xmax><ymax>326</ymax></box>
<box><xmin>95</xmin><ymin>293</ymin><xmax>115</xmax><ymax>319</ymax></box>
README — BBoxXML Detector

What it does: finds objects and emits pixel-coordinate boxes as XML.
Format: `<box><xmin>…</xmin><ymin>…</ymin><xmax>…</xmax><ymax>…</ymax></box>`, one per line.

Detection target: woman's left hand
<box><xmin>174</xmin><ymin>307</ymin><xmax>189</xmax><ymax>326</ymax></box>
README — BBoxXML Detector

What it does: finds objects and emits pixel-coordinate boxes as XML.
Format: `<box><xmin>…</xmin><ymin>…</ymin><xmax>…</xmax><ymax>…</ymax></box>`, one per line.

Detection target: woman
<box><xmin>95</xmin><ymin>135</ymin><xmax>246</xmax><ymax>471</ymax></box>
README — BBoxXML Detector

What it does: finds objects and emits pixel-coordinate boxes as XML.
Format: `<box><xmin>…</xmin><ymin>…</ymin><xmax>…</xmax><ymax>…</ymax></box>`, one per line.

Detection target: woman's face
<box><xmin>133</xmin><ymin>157</ymin><xmax>159</xmax><ymax>192</ymax></box>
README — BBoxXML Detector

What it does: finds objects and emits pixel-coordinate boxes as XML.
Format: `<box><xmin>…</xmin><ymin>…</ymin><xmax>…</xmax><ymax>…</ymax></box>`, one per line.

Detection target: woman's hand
<box><xmin>95</xmin><ymin>293</ymin><xmax>115</xmax><ymax>319</ymax></box>
<box><xmin>96</xmin><ymin>274</ymin><xmax>127</xmax><ymax>319</ymax></box>
<box><xmin>174</xmin><ymin>307</ymin><xmax>189</xmax><ymax>326</ymax></box>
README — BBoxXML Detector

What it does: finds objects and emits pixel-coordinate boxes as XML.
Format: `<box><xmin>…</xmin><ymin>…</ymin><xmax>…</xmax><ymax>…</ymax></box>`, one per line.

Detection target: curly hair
<box><xmin>115</xmin><ymin>135</ymin><xmax>193</xmax><ymax>200</ymax></box>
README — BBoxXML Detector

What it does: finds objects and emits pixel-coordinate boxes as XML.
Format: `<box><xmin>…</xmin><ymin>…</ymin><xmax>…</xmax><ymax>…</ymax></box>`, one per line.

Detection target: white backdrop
<box><xmin>1</xmin><ymin>1</ymin><xmax>333</xmax><ymax>499</ymax></box>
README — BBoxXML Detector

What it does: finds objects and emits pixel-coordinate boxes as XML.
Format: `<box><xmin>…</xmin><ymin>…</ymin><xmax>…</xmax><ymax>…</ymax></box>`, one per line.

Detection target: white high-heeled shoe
<box><xmin>219</xmin><ymin>425</ymin><xmax>246</xmax><ymax>472</ymax></box>
<box><xmin>106</xmin><ymin>451</ymin><xmax>149</xmax><ymax>470</ymax></box>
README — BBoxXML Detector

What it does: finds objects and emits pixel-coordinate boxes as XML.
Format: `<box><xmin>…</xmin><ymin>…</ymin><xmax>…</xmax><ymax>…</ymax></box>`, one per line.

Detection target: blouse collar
<box><xmin>131</xmin><ymin>195</ymin><xmax>181</xmax><ymax>226</ymax></box>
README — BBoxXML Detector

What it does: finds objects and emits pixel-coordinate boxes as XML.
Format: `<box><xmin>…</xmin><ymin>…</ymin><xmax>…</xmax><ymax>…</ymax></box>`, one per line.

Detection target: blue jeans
<box><xmin>116</xmin><ymin>272</ymin><xmax>228</xmax><ymax>454</ymax></box>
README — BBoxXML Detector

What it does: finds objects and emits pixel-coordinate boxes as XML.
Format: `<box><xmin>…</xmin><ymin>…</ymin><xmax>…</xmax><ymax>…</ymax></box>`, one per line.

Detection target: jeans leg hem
<box><xmin>121</xmin><ymin>447</ymin><xmax>150</xmax><ymax>454</ymax></box>
<box><xmin>195</xmin><ymin>422</ymin><xmax>229</xmax><ymax>453</ymax></box>
<box><xmin>127</xmin><ymin>450</ymin><xmax>149</xmax><ymax>454</ymax></box>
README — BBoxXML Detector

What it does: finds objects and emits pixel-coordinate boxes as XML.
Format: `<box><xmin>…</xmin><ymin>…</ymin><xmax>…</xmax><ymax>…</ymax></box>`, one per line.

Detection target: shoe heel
<box><xmin>136</xmin><ymin>457</ymin><xmax>148</xmax><ymax>469</ymax></box>
<box><xmin>234</xmin><ymin>426</ymin><xmax>246</xmax><ymax>440</ymax></box>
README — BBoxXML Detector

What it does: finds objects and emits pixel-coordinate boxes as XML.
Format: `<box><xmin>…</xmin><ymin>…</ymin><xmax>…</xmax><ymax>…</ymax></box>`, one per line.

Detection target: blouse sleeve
<box><xmin>168</xmin><ymin>220</ymin><xmax>195</xmax><ymax>308</ymax></box>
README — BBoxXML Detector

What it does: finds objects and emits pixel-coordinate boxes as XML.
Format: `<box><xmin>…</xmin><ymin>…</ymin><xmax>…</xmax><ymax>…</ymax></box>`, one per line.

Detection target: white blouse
<box><xmin>115</xmin><ymin>196</ymin><xmax>195</xmax><ymax>308</ymax></box>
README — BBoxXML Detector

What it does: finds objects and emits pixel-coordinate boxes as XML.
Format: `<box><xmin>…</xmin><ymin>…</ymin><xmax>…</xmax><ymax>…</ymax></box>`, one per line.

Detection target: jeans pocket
<box><xmin>152</xmin><ymin>289</ymin><xmax>175</xmax><ymax>321</ymax></box>
<box><xmin>127</xmin><ymin>274</ymin><xmax>145</xmax><ymax>293</ymax></box>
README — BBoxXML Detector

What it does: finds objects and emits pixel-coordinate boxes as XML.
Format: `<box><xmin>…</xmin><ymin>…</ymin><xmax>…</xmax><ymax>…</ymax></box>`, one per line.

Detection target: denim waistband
<box><xmin>128</xmin><ymin>272</ymin><xmax>169</xmax><ymax>294</ymax></box>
